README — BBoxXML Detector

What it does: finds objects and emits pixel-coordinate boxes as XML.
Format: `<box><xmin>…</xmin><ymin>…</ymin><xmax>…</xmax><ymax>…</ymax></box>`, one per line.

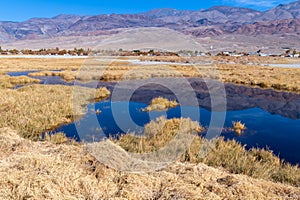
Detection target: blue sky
<box><xmin>0</xmin><ymin>0</ymin><xmax>296</xmax><ymax>22</ymax></box>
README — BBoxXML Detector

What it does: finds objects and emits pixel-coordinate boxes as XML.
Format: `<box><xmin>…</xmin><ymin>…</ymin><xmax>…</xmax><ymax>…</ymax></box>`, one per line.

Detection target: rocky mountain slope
<box><xmin>234</xmin><ymin>18</ymin><xmax>300</xmax><ymax>35</ymax></box>
<box><xmin>257</xmin><ymin>0</ymin><xmax>300</xmax><ymax>21</ymax></box>
<box><xmin>0</xmin><ymin>0</ymin><xmax>300</xmax><ymax>44</ymax></box>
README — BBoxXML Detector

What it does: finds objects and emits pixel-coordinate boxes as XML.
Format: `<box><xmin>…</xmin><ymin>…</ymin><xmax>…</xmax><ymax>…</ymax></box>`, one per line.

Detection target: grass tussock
<box><xmin>116</xmin><ymin>118</ymin><xmax>300</xmax><ymax>187</ymax></box>
<box><xmin>0</xmin><ymin>85</ymin><xmax>110</xmax><ymax>139</ymax></box>
<box><xmin>1</xmin><ymin>127</ymin><xmax>299</xmax><ymax>199</ymax></box>
<box><xmin>94</xmin><ymin>87</ymin><xmax>111</xmax><ymax>101</ymax></box>
<box><xmin>232</xmin><ymin>121</ymin><xmax>246</xmax><ymax>135</ymax></box>
<box><xmin>44</xmin><ymin>132</ymin><xmax>77</xmax><ymax>145</ymax></box>
<box><xmin>0</xmin><ymin>75</ymin><xmax>41</xmax><ymax>89</ymax></box>
<box><xmin>117</xmin><ymin>117</ymin><xmax>203</xmax><ymax>153</ymax></box>
<box><xmin>144</xmin><ymin>97</ymin><xmax>179</xmax><ymax>112</ymax></box>
<box><xmin>29</xmin><ymin>70</ymin><xmax>78</xmax><ymax>82</ymax></box>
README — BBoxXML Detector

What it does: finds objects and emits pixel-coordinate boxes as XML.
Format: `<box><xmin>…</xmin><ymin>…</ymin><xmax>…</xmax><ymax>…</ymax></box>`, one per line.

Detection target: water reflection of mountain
<box><xmin>102</xmin><ymin>78</ymin><xmax>300</xmax><ymax>120</ymax></box>
<box><xmin>222</xmin><ymin>84</ymin><xmax>300</xmax><ymax>120</ymax></box>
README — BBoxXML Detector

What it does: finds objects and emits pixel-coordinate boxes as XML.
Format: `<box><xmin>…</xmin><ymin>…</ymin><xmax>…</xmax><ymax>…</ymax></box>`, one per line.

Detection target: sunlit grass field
<box><xmin>0</xmin><ymin>56</ymin><xmax>300</xmax><ymax>199</ymax></box>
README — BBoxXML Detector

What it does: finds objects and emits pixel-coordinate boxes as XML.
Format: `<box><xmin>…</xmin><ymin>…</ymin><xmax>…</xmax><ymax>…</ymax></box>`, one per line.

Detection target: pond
<box><xmin>8</xmin><ymin>71</ymin><xmax>300</xmax><ymax>165</ymax></box>
<box><xmin>55</xmin><ymin>78</ymin><xmax>300</xmax><ymax>165</ymax></box>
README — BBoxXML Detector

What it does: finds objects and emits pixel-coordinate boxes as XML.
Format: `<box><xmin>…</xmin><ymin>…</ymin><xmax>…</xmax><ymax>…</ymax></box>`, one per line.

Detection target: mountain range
<box><xmin>1</xmin><ymin>0</ymin><xmax>300</xmax><ymax>51</ymax></box>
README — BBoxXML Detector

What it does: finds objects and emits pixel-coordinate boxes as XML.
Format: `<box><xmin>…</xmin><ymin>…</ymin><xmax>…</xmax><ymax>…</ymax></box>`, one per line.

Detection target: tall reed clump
<box><xmin>193</xmin><ymin>138</ymin><xmax>300</xmax><ymax>187</ymax></box>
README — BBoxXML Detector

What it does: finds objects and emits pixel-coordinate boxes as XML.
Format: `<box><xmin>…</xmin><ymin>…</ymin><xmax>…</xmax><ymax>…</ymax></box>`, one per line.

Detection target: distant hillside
<box><xmin>1</xmin><ymin>0</ymin><xmax>300</xmax><ymax>51</ymax></box>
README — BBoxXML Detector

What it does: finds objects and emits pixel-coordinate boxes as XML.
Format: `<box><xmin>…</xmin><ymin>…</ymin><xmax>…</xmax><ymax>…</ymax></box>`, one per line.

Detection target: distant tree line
<box><xmin>0</xmin><ymin>47</ymin><xmax>298</xmax><ymax>58</ymax></box>
<box><xmin>0</xmin><ymin>47</ymin><xmax>92</xmax><ymax>56</ymax></box>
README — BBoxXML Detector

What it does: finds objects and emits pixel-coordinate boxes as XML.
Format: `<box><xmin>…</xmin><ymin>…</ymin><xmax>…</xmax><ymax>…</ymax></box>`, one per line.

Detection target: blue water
<box><xmin>8</xmin><ymin>71</ymin><xmax>116</xmax><ymax>89</ymax></box>
<box><xmin>7</xmin><ymin>71</ymin><xmax>300</xmax><ymax>165</ymax></box>
<box><xmin>8</xmin><ymin>71</ymin><xmax>38</xmax><ymax>76</ymax></box>
<box><xmin>8</xmin><ymin>70</ymin><xmax>73</xmax><ymax>86</ymax></box>
<box><xmin>53</xmin><ymin>99</ymin><xmax>300</xmax><ymax>165</ymax></box>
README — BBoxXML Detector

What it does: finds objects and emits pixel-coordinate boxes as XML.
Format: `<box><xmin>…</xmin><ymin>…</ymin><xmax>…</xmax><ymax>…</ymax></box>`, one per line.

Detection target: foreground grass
<box><xmin>116</xmin><ymin>117</ymin><xmax>300</xmax><ymax>187</ymax></box>
<box><xmin>197</xmin><ymin>139</ymin><xmax>300</xmax><ymax>187</ymax></box>
<box><xmin>0</xmin><ymin>127</ymin><xmax>299</xmax><ymax>199</ymax></box>
<box><xmin>0</xmin><ymin>85</ymin><xmax>110</xmax><ymax>139</ymax></box>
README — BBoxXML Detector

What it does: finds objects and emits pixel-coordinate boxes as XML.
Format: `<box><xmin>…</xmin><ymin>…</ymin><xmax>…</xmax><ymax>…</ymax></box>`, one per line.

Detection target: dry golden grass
<box><xmin>0</xmin><ymin>85</ymin><xmax>110</xmax><ymax>139</ymax></box>
<box><xmin>29</xmin><ymin>70</ymin><xmax>78</xmax><ymax>82</ymax></box>
<box><xmin>43</xmin><ymin>132</ymin><xmax>76</xmax><ymax>145</ymax></box>
<box><xmin>117</xmin><ymin>117</ymin><xmax>203</xmax><ymax>153</ymax></box>
<box><xmin>0</xmin><ymin>127</ymin><xmax>299</xmax><ymax>199</ymax></box>
<box><xmin>92</xmin><ymin>58</ymin><xmax>300</xmax><ymax>93</ymax></box>
<box><xmin>1</xmin><ymin>57</ymin><xmax>300</xmax><ymax>198</ymax></box>
<box><xmin>140</xmin><ymin>56</ymin><xmax>188</xmax><ymax>63</ymax></box>
<box><xmin>94</xmin><ymin>87</ymin><xmax>111</xmax><ymax>101</ymax></box>
<box><xmin>143</xmin><ymin>97</ymin><xmax>179</xmax><ymax>112</ymax></box>
<box><xmin>0</xmin><ymin>75</ymin><xmax>41</xmax><ymax>89</ymax></box>
<box><xmin>117</xmin><ymin>117</ymin><xmax>300</xmax><ymax>187</ymax></box>
<box><xmin>232</xmin><ymin>121</ymin><xmax>246</xmax><ymax>135</ymax></box>
<box><xmin>141</xmin><ymin>55</ymin><xmax>300</xmax><ymax>65</ymax></box>
<box><xmin>2</xmin><ymin>57</ymin><xmax>299</xmax><ymax>93</ymax></box>
<box><xmin>217</xmin><ymin>63</ymin><xmax>300</xmax><ymax>93</ymax></box>
<box><xmin>97</xmin><ymin>61</ymin><xmax>300</xmax><ymax>94</ymax></box>
<box><xmin>138</xmin><ymin>56</ymin><xmax>300</xmax><ymax>93</ymax></box>
<box><xmin>213</xmin><ymin>55</ymin><xmax>300</xmax><ymax>65</ymax></box>
<box><xmin>197</xmin><ymin>138</ymin><xmax>300</xmax><ymax>187</ymax></box>
<box><xmin>67</xmin><ymin>64</ymin><xmax>184</xmax><ymax>82</ymax></box>
<box><xmin>0</xmin><ymin>58</ymin><xmax>84</xmax><ymax>74</ymax></box>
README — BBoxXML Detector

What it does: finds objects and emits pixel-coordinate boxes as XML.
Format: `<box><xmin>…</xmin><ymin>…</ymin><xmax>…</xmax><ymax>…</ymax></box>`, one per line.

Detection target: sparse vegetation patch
<box><xmin>232</xmin><ymin>121</ymin><xmax>246</xmax><ymax>135</ymax></box>
<box><xmin>0</xmin><ymin>75</ymin><xmax>41</xmax><ymax>89</ymax></box>
<box><xmin>143</xmin><ymin>97</ymin><xmax>179</xmax><ymax>112</ymax></box>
